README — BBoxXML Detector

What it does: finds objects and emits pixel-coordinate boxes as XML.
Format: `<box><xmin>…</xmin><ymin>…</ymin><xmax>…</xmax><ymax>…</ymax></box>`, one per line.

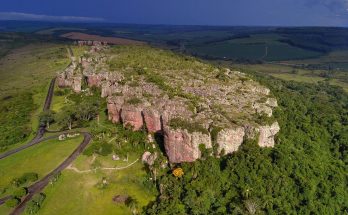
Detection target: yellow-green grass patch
<box><xmin>0</xmin><ymin>136</ymin><xmax>83</xmax><ymax>197</ymax></box>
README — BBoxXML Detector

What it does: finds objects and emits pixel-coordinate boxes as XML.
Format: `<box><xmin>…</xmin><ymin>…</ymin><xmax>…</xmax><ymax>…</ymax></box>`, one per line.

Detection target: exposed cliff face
<box><xmin>121</xmin><ymin>105</ymin><xmax>144</xmax><ymax>131</ymax></box>
<box><xmin>163</xmin><ymin>127</ymin><xmax>212</xmax><ymax>163</ymax></box>
<box><xmin>57</xmin><ymin>44</ymin><xmax>281</xmax><ymax>163</ymax></box>
<box><xmin>143</xmin><ymin>108</ymin><xmax>162</xmax><ymax>133</ymax></box>
<box><xmin>217</xmin><ymin>127</ymin><xmax>245</xmax><ymax>155</ymax></box>
<box><xmin>258</xmin><ymin>122</ymin><xmax>280</xmax><ymax>147</ymax></box>
<box><xmin>107</xmin><ymin>96</ymin><xmax>124</xmax><ymax>123</ymax></box>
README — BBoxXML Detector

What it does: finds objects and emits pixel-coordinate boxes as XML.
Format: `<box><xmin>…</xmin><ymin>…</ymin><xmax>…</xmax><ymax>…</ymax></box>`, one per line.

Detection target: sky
<box><xmin>1</xmin><ymin>0</ymin><xmax>348</xmax><ymax>26</ymax></box>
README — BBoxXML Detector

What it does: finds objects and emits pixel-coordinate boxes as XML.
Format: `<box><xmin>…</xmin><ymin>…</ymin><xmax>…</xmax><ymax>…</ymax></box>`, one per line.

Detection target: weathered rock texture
<box><xmin>258</xmin><ymin>122</ymin><xmax>280</xmax><ymax>147</ymax></box>
<box><xmin>142</xmin><ymin>151</ymin><xmax>157</xmax><ymax>166</ymax></box>
<box><xmin>217</xmin><ymin>127</ymin><xmax>245</xmax><ymax>155</ymax></box>
<box><xmin>57</xmin><ymin>44</ymin><xmax>281</xmax><ymax>163</ymax></box>
<box><xmin>163</xmin><ymin>127</ymin><xmax>212</xmax><ymax>163</ymax></box>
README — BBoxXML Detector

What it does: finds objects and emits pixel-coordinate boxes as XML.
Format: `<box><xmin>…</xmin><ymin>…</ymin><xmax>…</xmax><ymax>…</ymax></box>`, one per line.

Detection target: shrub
<box><xmin>13</xmin><ymin>187</ymin><xmax>27</xmax><ymax>198</ymax></box>
<box><xmin>126</xmin><ymin>98</ymin><xmax>142</xmax><ymax>105</ymax></box>
<box><xmin>12</xmin><ymin>172</ymin><xmax>38</xmax><ymax>187</ymax></box>
<box><xmin>169</xmin><ymin>118</ymin><xmax>209</xmax><ymax>134</ymax></box>
<box><xmin>5</xmin><ymin>197</ymin><xmax>20</xmax><ymax>208</ymax></box>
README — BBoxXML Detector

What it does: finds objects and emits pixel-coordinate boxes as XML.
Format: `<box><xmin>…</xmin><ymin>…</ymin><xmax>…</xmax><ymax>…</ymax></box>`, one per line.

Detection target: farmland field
<box><xmin>188</xmin><ymin>34</ymin><xmax>323</xmax><ymax>61</ymax></box>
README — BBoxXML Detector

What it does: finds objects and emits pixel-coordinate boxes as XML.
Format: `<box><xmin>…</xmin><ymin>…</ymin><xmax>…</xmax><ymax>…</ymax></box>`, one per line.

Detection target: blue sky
<box><xmin>1</xmin><ymin>0</ymin><xmax>348</xmax><ymax>26</ymax></box>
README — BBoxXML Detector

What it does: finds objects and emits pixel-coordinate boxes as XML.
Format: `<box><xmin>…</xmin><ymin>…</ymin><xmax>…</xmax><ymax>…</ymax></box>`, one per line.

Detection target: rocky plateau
<box><xmin>57</xmin><ymin>42</ymin><xmax>280</xmax><ymax>163</ymax></box>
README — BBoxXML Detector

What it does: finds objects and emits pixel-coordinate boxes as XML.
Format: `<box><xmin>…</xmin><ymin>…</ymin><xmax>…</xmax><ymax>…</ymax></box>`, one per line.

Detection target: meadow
<box><xmin>38</xmin><ymin>153</ymin><xmax>156</xmax><ymax>215</ymax></box>
<box><xmin>0</xmin><ymin>136</ymin><xmax>83</xmax><ymax>197</ymax></box>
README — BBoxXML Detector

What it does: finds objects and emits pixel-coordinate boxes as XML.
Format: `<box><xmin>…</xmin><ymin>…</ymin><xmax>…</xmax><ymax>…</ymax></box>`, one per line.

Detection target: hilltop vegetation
<box><xmin>145</xmin><ymin>71</ymin><xmax>348</xmax><ymax>215</ymax></box>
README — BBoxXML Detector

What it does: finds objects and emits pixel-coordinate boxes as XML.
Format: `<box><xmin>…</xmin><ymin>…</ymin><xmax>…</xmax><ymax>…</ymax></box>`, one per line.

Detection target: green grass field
<box><xmin>0</xmin><ymin>43</ymin><xmax>69</xmax><ymax>97</ymax></box>
<box><xmin>38</xmin><ymin>152</ymin><xmax>157</xmax><ymax>215</ymax></box>
<box><xmin>0</xmin><ymin>42</ymin><xmax>70</xmax><ymax>150</ymax></box>
<box><xmin>0</xmin><ymin>136</ymin><xmax>83</xmax><ymax>197</ymax></box>
<box><xmin>189</xmin><ymin>34</ymin><xmax>322</xmax><ymax>61</ymax></box>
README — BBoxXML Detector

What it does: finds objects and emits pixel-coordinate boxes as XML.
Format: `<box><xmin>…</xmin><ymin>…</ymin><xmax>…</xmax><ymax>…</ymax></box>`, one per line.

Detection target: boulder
<box><xmin>163</xmin><ymin>127</ymin><xmax>212</xmax><ymax>163</ymax></box>
<box><xmin>120</xmin><ymin>105</ymin><xmax>144</xmax><ymax>130</ymax></box>
<box><xmin>143</xmin><ymin>108</ymin><xmax>162</xmax><ymax>133</ymax></box>
<box><xmin>216</xmin><ymin>127</ymin><xmax>245</xmax><ymax>155</ymax></box>
<box><xmin>142</xmin><ymin>151</ymin><xmax>157</xmax><ymax>166</ymax></box>
<box><xmin>258</xmin><ymin>122</ymin><xmax>280</xmax><ymax>147</ymax></box>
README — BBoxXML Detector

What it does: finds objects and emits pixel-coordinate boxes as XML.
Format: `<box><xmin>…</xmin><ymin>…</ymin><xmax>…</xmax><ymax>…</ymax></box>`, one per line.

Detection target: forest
<box><xmin>144</xmin><ymin>73</ymin><xmax>348</xmax><ymax>214</ymax></box>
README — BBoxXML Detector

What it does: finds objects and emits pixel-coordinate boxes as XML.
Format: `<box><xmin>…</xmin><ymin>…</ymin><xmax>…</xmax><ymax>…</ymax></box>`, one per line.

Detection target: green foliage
<box><xmin>39</xmin><ymin>110</ymin><xmax>55</xmax><ymax>128</ymax></box>
<box><xmin>53</xmin><ymin>89</ymin><xmax>69</xmax><ymax>96</ymax></box>
<box><xmin>126</xmin><ymin>196</ymin><xmax>139</xmax><ymax>215</ymax></box>
<box><xmin>55</xmin><ymin>93</ymin><xmax>102</xmax><ymax>130</ymax></box>
<box><xmin>83</xmin><ymin>140</ymin><xmax>113</xmax><ymax>156</ymax></box>
<box><xmin>169</xmin><ymin>118</ymin><xmax>209</xmax><ymax>134</ymax></box>
<box><xmin>13</xmin><ymin>187</ymin><xmax>28</xmax><ymax>198</ymax></box>
<box><xmin>26</xmin><ymin>193</ymin><xmax>46</xmax><ymax>214</ymax></box>
<box><xmin>5</xmin><ymin>197</ymin><xmax>20</xmax><ymax>208</ymax></box>
<box><xmin>0</xmin><ymin>92</ymin><xmax>35</xmax><ymax>147</ymax></box>
<box><xmin>126</xmin><ymin>97</ymin><xmax>142</xmax><ymax>105</ymax></box>
<box><xmin>145</xmin><ymin>74</ymin><xmax>348</xmax><ymax>214</ymax></box>
<box><xmin>12</xmin><ymin>172</ymin><xmax>38</xmax><ymax>187</ymax></box>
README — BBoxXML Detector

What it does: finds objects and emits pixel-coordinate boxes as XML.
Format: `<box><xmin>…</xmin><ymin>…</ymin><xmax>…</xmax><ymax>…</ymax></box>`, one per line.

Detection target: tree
<box><xmin>13</xmin><ymin>187</ymin><xmax>27</xmax><ymax>198</ymax></box>
<box><xmin>56</xmin><ymin>106</ymin><xmax>76</xmax><ymax>130</ymax></box>
<box><xmin>126</xmin><ymin>197</ymin><xmax>139</xmax><ymax>215</ymax></box>
<box><xmin>5</xmin><ymin>197</ymin><xmax>19</xmax><ymax>208</ymax></box>
<box><xmin>39</xmin><ymin>110</ymin><xmax>55</xmax><ymax>128</ymax></box>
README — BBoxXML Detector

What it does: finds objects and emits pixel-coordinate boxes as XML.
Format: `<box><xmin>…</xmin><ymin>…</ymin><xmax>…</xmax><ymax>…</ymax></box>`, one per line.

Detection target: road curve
<box><xmin>1</xmin><ymin>48</ymin><xmax>93</xmax><ymax>214</ymax></box>
<box><xmin>9</xmin><ymin>132</ymin><xmax>92</xmax><ymax>215</ymax></box>
<box><xmin>0</xmin><ymin>78</ymin><xmax>56</xmax><ymax>160</ymax></box>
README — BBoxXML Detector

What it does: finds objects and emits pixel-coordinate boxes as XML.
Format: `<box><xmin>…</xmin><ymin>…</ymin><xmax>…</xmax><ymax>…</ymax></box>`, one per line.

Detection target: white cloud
<box><xmin>0</xmin><ymin>12</ymin><xmax>105</xmax><ymax>22</ymax></box>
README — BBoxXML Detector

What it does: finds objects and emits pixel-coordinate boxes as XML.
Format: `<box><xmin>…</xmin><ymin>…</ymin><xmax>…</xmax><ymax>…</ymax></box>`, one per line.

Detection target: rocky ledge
<box><xmin>57</xmin><ymin>43</ymin><xmax>280</xmax><ymax>163</ymax></box>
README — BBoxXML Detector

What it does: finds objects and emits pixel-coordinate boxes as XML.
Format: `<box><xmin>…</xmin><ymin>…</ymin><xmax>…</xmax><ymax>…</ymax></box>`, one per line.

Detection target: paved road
<box><xmin>0</xmin><ymin>75</ymin><xmax>93</xmax><ymax>214</ymax></box>
<box><xmin>0</xmin><ymin>78</ymin><xmax>56</xmax><ymax>160</ymax></box>
<box><xmin>10</xmin><ymin>132</ymin><xmax>91</xmax><ymax>215</ymax></box>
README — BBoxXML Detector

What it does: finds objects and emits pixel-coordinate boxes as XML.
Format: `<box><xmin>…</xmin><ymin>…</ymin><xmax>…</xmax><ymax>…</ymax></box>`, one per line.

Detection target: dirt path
<box><xmin>66</xmin><ymin>158</ymin><xmax>139</xmax><ymax>173</ymax></box>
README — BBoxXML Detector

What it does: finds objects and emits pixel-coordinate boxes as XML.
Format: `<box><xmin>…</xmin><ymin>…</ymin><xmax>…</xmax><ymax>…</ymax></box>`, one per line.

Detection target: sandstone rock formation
<box><xmin>57</xmin><ymin>43</ymin><xmax>281</xmax><ymax>163</ymax></box>
<box><xmin>163</xmin><ymin>127</ymin><xmax>212</xmax><ymax>163</ymax></box>
<box><xmin>107</xmin><ymin>96</ymin><xmax>124</xmax><ymax>123</ymax></box>
<box><xmin>120</xmin><ymin>105</ymin><xmax>144</xmax><ymax>131</ymax></box>
<box><xmin>216</xmin><ymin>127</ymin><xmax>245</xmax><ymax>155</ymax></box>
<box><xmin>258</xmin><ymin>122</ymin><xmax>280</xmax><ymax>147</ymax></box>
<box><xmin>143</xmin><ymin>108</ymin><xmax>162</xmax><ymax>133</ymax></box>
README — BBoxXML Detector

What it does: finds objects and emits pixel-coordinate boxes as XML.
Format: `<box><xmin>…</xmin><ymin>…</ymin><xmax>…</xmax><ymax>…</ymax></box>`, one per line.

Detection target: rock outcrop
<box><xmin>120</xmin><ymin>105</ymin><xmax>144</xmax><ymax>131</ymax></box>
<box><xmin>143</xmin><ymin>108</ymin><xmax>162</xmax><ymax>133</ymax></box>
<box><xmin>258</xmin><ymin>122</ymin><xmax>280</xmax><ymax>147</ymax></box>
<box><xmin>163</xmin><ymin>127</ymin><xmax>212</xmax><ymax>163</ymax></box>
<box><xmin>57</xmin><ymin>43</ymin><xmax>281</xmax><ymax>164</ymax></box>
<box><xmin>142</xmin><ymin>151</ymin><xmax>157</xmax><ymax>166</ymax></box>
<box><xmin>216</xmin><ymin>127</ymin><xmax>245</xmax><ymax>155</ymax></box>
<box><xmin>107</xmin><ymin>96</ymin><xmax>124</xmax><ymax>123</ymax></box>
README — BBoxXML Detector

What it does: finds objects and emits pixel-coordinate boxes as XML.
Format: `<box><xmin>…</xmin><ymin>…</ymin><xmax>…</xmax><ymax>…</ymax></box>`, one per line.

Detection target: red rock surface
<box><xmin>143</xmin><ymin>108</ymin><xmax>162</xmax><ymax>133</ymax></box>
<box><xmin>163</xmin><ymin>127</ymin><xmax>212</xmax><ymax>163</ymax></box>
<box><xmin>120</xmin><ymin>105</ymin><xmax>144</xmax><ymax>131</ymax></box>
<box><xmin>107</xmin><ymin>97</ymin><xmax>124</xmax><ymax>123</ymax></box>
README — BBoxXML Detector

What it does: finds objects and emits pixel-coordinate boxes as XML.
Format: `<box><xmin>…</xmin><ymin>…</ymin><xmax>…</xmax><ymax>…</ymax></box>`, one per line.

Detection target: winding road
<box><xmin>0</xmin><ymin>76</ymin><xmax>93</xmax><ymax>214</ymax></box>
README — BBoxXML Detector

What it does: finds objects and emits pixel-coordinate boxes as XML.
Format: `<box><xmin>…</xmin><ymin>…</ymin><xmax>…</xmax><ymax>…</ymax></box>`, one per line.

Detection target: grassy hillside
<box><xmin>0</xmin><ymin>41</ymin><xmax>70</xmax><ymax>149</ymax></box>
